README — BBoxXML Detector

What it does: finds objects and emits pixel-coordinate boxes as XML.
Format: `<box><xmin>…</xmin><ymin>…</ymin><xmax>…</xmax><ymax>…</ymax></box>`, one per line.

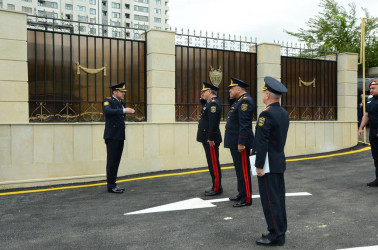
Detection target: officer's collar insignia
<box><xmin>258</xmin><ymin>117</ymin><xmax>266</xmax><ymax>126</ymax></box>
<box><xmin>263</xmin><ymin>106</ymin><xmax>272</xmax><ymax>112</ymax></box>
<box><xmin>241</xmin><ymin>103</ymin><xmax>248</xmax><ymax>111</ymax></box>
<box><xmin>211</xmin><ymin>106</ymin><xmax>216</xmax><ymax>113</ymax></box>
<box><xmin>104</xmin><ymin>101</ymin><xmax>109</xmax><ymax>106</ymax></box>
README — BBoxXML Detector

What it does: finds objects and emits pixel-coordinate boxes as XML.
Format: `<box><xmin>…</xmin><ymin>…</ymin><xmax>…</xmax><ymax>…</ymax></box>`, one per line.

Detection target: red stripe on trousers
<box><xmin>263</xmin><ymin>175</ymin><xmax>278</xmax><ymax>240</ymax></box>
<box><xmin>210</xmin><ymin>145</ymin><xmax>219</xmax><ymax>192</ymax></box>
<box><xmin>241</xmin><ymin>150</ymin><xmax>251</xmax><ymax>203</ymax></box>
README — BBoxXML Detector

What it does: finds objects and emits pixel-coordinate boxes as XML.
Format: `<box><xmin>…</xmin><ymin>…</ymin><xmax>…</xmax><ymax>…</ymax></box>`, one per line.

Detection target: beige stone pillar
<box><xmin>146</xmin><ymin>30</ymin><xmax>176</xmax><ymax>122</ymax></box>
<box><xmin>337</xmin><ymin>53</ymin><xmax>358</xmax><ymax>121</ymax></box>
<box><xmin>256</xmin><ymin>43</ymin><xmax>281</xmax><ymax>115</ymax></box>
<box><xmin>0</xmin><ymin>10</ymin><xmax>29</xmax><ymax>124</ymax></box>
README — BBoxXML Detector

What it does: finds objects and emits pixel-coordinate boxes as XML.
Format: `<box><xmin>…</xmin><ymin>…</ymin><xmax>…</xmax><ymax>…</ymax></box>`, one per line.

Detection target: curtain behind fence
<box><xmin>175</xmin><ymin>46</ymin><xmax>257</xmax><ymax>121</ymax></box>
<box><xmin>27</xmin><ymin>30</ymin><xmax>146</xmax><ymax>122</ymax></box>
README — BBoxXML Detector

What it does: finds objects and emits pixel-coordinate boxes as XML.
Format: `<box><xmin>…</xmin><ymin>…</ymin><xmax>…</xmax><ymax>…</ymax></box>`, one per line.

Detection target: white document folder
<box><xmin>250</xmin><ymin>153</ymin><xmax>270</xmax><ymax>176</ymax></box>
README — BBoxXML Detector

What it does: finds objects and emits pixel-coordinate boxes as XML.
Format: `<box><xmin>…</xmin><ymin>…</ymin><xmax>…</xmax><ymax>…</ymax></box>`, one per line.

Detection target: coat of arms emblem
<box><xmin>209</xmin><ymin>66</ymin><xmax>222</xmax><ymax>88</ymax></box>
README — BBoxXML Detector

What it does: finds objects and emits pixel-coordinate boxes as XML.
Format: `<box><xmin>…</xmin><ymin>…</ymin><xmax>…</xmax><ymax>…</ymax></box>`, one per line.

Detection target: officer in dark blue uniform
<box><xmin>197</xmin><ymin>82</ymin><xmax>223</xmax><ymax>196</ymax></box>
<box><xmin>359</xmin><ymin>80</ymin><xmax>378</xmax><ymax>187</ymax></box>
<box><xmin>253</xmin><ymin>77</ymin><xmax>289</xmax><ymax>246</ymax></box>
<box><xmin>103</xmin><ymin>82</ymin><xmax>135</xmax><ymax>193</ymax></box>
<box><xmin>224</xmin><ymin>77</ymin><xmax>254</xmax><ymax>207</ymax></box>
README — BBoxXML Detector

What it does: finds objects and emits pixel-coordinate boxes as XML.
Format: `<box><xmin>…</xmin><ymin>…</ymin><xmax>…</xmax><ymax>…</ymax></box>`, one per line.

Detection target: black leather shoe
<box><xmin>205</xmin><ymin>187</ymin><xmax>214</xmax><ymax>193</ymax></box>
<box><xmin>116</xmin><ymin>186</ymin><xmax>125</xmax><ymax>191</ymax></box>
<box><xmin>205</xmin><ymin>188</ymin><xmax>223</xmax><ymax>196</ymax></box>
<box><xmin>256</xmin><ymin>237</ymin><xmax>285</xmax><ymax>246</ymax></box>
<box><xmin>262</xmin><ymin>233</ymin><xmax>268</xmax><ymax>239</ymax></box>
<box><xmin>229</xmin><ymin>196</ymin><xmax>241</xmax><ymax>201</ymax></box>
<box><xmin>233</xmin><ymin>202</ymin><xmax>251</xmax><ymax>207</ymax></box>
<box><xmin>367</xmin><ymin>180</ymin><xmax>378</xmax><ymax>187</ymax></box>
<box><xmin>108</xmin><ymin>187</ymin><xmax>124</xmax><ymax>193</ymax></box>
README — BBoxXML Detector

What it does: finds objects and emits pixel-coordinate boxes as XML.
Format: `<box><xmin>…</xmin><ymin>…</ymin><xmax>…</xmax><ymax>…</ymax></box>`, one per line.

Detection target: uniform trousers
<box><xmin>258</xmin><ymin>173</ymin><xmax>287</xmax><ymax>242</ymax></box>
<box><xmin>230</xmin><ymin>148</ymin><xmax>252</xmax><ymax>204</ymax></box>
<box><xmin>105</xmin><ymin>139</ymin><xmax>124</xmax><ymax>189</ymax></box>
<box><xmin>370</xmin><ymin>134</ymin><xmax>378</xmax><ymax>179</ymax></box>
<box><xmin>203</xmin><ymin>143</ymin><xmax>222</xmax><ymax>192</ymax></box>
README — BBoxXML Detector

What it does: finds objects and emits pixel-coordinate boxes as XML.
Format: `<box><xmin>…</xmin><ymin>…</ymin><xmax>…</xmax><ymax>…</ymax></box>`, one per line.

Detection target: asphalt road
<box><xmin>0</xmin><ymin>143</ymin><xmax>377</xmax><ymax>250</ymax></box>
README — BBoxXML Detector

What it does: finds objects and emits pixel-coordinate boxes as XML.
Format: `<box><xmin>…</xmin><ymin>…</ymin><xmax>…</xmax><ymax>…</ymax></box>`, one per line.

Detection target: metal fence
<box><xmin>280</xmin><ymin>44</ymin><xmax>338</xmax><ymax>120</ymax></box>
<box><xmin>175</xmin><ymin>30</ymin><xmax>257</xmax><ymax>121</ymax></box>
<box><xmin>27</xmin><ymin>15</ymin><xmax>146</xmax><ymax>122</ymax></box>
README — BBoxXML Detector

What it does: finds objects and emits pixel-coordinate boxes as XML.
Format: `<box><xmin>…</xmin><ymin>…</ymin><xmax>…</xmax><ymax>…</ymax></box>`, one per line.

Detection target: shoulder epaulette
<box><xmin>263</xmin><ymin>106</ymin><xmax>272</xmax><ymax>112</ymax></box>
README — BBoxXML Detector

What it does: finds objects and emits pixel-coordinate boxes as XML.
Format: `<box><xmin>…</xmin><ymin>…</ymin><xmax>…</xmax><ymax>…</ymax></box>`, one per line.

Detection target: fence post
<box><xmin>146</xmin><ymin>29</ymin><xmax>176</xmax><ymax>122</ymax></box>
<box><xmin>337</xmin><ymin>53</ymin><xmax>358</xmax><ymax>122</ymax></box>
<box><xmin>256</xmin><ymin>43</ymin><xmax>281</xmax><ymax>115</ymax></box>
<box><xmin>0</xmin><ymin>10</ymin><xmax>29</xmax><ymax>124</ymax></box>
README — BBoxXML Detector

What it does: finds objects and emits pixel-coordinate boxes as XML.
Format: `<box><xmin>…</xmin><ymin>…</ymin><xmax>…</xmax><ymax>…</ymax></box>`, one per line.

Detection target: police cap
<box><xmin>228</xmin><ymin>77</ymin><xmax>249</xmax><ymax>89</ymax></box>
<box><xmin>263</xmin><ymin>77</ymin><xmax>287</xmax><ymax>94</ymax></box>
<box><xmin>110</xmin><ymin>82</ymin><xmax>127</xmax><ymax>92</ymax></box>
<box><xmin>201</xmin><ymin>81</ymin><xmax>219</xmax><ymax>91</ymax></box>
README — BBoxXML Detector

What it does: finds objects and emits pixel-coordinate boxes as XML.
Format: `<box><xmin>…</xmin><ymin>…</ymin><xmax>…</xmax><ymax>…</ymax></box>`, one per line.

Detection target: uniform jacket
<box><xmin>102</xmin><ymin>96</ymin><xmax>126</xmax><ymax>140</ymax></box>
<box><xmin>196</xmin><ymin>96</ymin><xmax>222</xmax><ymax>144</ymax></box>
<box><xmin>224</xmin><ymin>93</ymin><xmax>254</xmax><ymax>149</ymax></box>
<box><xmin>367</xmin><ymin>96</ymin><xmax>378</xmax><ymax>137</ymax></box>
<box><xmin>252</xmin><ymin>102</ymin><xmax>289</xmax><ymax>173</ymax></box>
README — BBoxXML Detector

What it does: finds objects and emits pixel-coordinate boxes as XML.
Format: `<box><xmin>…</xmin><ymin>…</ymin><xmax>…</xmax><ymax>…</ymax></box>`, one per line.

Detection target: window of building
<box><xmin>155</xmin><ymin>0</ymin><xmax>161</xmax><ymax>5</ymax></box>
<box><xmin>125</xmin><ymin>22</ymin><xmax>130</xmax><ymax>28</ymax></box>
<box><xmin>78</xmin><ymin>16</ymin><xmax>87</xmax><ymax>22</ymax></box>
<box><xmin>112</xmin><ymin>2</ymin><xmax>120</xmax><ymax>9</ymax></box>
<box><xmin>38</xmin><ymin>1</ymin><xmax>58</xmax><ymax>9</ymax></box>
<box><xmin>65</xmin><ymin>4</ymin><xmax>72</xmax><ymax>10</ymax></box>
<box><xmin>65</xmin><ymin>14</ymin><xmax>71</xmax><ymax>20</ymax></box>
<box><xmin>134</xmin><ymin>0</ymin><xmax>148</xmax><ymax>3</ymax></box>
<box><xmin>38</xmin><ymin>10</ymin><xmax>58</xmax><ymax>18</ymax></box>
<box><xmin>165</xmin><ymin>1</ymin><xmax>168</xmax><ymax>6</ymax></box>
<box><xmin>165</xmin><ymin>19</ymin><xmax>168</xmax><ymax>24</ymax></box>
<box><xmin>7</xmin><ymin>4</ymin><xmax>15</xmax><ymax>10</ymax></box>
<box><xmin>154</xmin><ymin>26</ymin><xmax>161</xmax><ymax>30</ymax></box>
<box><xmin>125</xmin><ymin>13</ymin><xmax>130</xmax><ymax>18</ymax></box>
<box><xmin>22</xmin><ymin>0</ymin><xmax>32</xmax><ymax>2</ymax></box>
<box><xmin>22</xmin><ymin>6</ymin><xmax>33</xmax><ymax>13</ymax></box>
<box><xmin>154</xmin><ymin>17</ymin><xmax>161</xmax><ymax>23</ymax></box>
<box><xmin>112</xmin><ymin>31</ymin><xmax>120</xmax><ymax>38</ymax></box>
<box><xmin>102</xmin><ymin>1</ymin><xmax>107</xmax><ymax>7</ymax></box>
<box><xmin>125</xmin><ymin>4</ymin><xmax>130</xmax><ymax>9</ymax></box>
<box><xmin>90</xmin><ymin>17</ymin><xmax>96</xmax><ymax>23</ymax></box>
<box><xmin>134</xmin><ymin>5</ymin><xmax>148</xmax><ymax>12</ymax></box>
<box><xmin>134</xmin><ymin>15</ymin><xmax>148</xmax><ymax>22</ymax></box>
<box><xmin>50</xmin><ymin>2</ymin><xmax>58</xmax><ymax>8</ymax></box>
<box><xmin>79</xmin><ymin>26</ymin><xmax>86</xmax><ymax>32</ymax></box>
<box><xmin>154</xmin><ymin>8</ymin><xmax>161</xmax><ymax>14</ymax></box>
<box><xmin>90</xmin><ymin>8</ymin><xmax>96</xmax><ymax>15</ymax></box>
<box><xmin>102</xmin><ymin>10</ymin><xmax>107</xmax><ymax>16</ymax></box>
<box><xmin>112</xmin><ymin>12</ymin><xmax>120</xmax><ymax>18</ymax></box>
<box><xmin>78</xmin><ymin>0</ymin><xmax>86</xmax><ymax>2</ymax></box>
<box><xmin>90</xmin><ymin>28</ymin><xmax>96</xmax><ymax>35</ymax></box>
<box><xmin>134</xmin><ymin>33</ymin><xmax>140</xmax><ymax>39</ymax></box>
<box><xmin>89</xmin><ymin>0</ymin><xmax>96</xmax><ymax>4</ymax></box>
<box><xmin>77</xmin><ymin>5</ymin><xmax>86</xmax><ymax>11</ymax></box>
<box><xmin>126</xmin><ymin>32</ymin><xmax>130</xmax><ymax>37</ymax></box>
<box><xmin>112</xmin><ymin>21</ymin><xmax>120</xmax><ymax>26</ymax></box>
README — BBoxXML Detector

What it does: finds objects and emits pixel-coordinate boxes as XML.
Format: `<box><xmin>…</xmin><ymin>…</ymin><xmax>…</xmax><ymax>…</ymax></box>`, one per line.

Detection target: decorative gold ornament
<box><xmin>209</xmin><ymin>66</ymin><xmax>222</xmax><ymax>88</ymax></box>
<box><xmin>76</xmin><ymin>62</ymin><xmax>107</xmax><ymax>76</ymax></box>
<box><xmin>299</xmin><ymin>77</ymin><xmax>316</xmax><ymax>87</ymax></box>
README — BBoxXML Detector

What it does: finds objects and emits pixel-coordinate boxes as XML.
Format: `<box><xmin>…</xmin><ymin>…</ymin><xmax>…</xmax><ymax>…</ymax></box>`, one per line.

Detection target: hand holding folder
<box><xmin>250</xmin><ymin>153</ymin><xmax>270</xmax><ymax>176</ymax></box>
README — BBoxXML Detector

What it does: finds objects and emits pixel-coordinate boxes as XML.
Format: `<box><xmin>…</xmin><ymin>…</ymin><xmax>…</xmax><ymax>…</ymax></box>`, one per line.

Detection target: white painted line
<box><xmin>337</xmin><ymin>246</ymin><xmax>378</xmax><ymax>250</ymax></box>
<box><xmin>125</xmin><ymin>192</ymin><xmax>312</xmax><ymax>215</ymax></box>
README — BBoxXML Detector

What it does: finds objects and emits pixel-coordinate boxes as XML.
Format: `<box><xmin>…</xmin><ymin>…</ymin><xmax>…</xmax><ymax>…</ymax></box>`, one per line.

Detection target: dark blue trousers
<box><xmin>105</xmin><ymin>139</ymin><xmax>124</xmax><ymax>189</ymax></box>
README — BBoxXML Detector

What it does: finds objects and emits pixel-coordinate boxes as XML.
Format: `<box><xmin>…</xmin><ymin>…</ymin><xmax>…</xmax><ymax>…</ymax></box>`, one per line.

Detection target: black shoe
<box><xmin>367</xmin><ymin>180</ymin><xmax>378</xmax><ymax>187</ymax></box>
<box><xmin>205</xmin><ymin>187</ymin><xmax>214</xmax><ymax>193</ymax></box>
<box><xmin>229</xmin><ymin>196</ymin><xmax>241</xmax><ymax>201</ymax></box>
<box><xmin>116</xmin><ymin>186</ymin><xmax>125</xmax><ymax>191</ymax></box>
<box><xmin>205</xmin><ymin>188</ymin><xmax>223</xmax><ymax>196</ymax></box>
<box><xmin>262</xmin><ymin>233</ymin><xmax>268</xmax><ymax>239</ymax></box>
<box><xmin>233</xmin><ymin>202</ymin><xmax>251</xmax><ymax>207</ymax></box>
<box><xmin>256</xmin><ymin>237</ymin><xmax>285</xmax><ymax>246</ymax></box>
<box><xmin>108</xmin><ymin>187</ymin><xmax>124</xmax><ymax>193</ymax></box>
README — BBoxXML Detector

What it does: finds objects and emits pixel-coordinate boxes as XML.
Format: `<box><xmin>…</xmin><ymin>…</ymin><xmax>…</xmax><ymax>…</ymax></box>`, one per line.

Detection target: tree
<box><xmin>285</xmin><ymin>0</ymin><xmax>378</xmax><ymax>68</ymax></box>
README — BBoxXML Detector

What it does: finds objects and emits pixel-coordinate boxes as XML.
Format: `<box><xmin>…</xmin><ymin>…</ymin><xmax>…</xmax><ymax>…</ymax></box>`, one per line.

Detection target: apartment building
<box><xmin>0</xmin><ymin>0</ymin><xmax>170</xmax><ymax>36</ymax></box>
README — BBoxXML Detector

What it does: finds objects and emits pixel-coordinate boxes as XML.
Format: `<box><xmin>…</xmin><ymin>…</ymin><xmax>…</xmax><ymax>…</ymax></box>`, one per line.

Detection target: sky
<box><xmin>168</xmin><ymin>0</ymin><xmax>378</xmax><ymax>44</ymax></box>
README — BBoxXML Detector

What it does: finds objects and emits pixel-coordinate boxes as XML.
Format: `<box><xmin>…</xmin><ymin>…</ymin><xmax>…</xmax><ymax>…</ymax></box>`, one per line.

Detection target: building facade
<box><xmin>0</xmin><ymin>0</ymin><xmax>169</xmax><ymax>33</ymax></box>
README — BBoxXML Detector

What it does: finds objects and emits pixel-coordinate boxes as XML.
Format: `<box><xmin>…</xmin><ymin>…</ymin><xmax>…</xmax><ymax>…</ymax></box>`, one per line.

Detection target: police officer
<box><xmin>197</xmin><ymin>82</ymin><xmax>223</xmax><ymax>196</ymax></box>
<box><xmin>359</xmin><ymin>80</ymin><xmax>378</xmax><ymax>187</ymax></box>
<box><xmin>224</xmin><ymin>77</ymin><xmax>254</xmax><ymax>207</ymax></box>
<box><xmin>102</xmin><ymin>82</ymin><xmax>135</xmax><ymax>193</ymax></box>
<box><xmin>253</xmin><ymin>77</ymin><xmax>289</xmax><ymax>246</ymax></box>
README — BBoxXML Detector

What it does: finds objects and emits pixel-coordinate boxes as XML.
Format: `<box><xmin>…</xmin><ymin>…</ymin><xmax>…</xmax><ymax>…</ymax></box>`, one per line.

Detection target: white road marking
<box><xmin>124</xmin><ymin>192</ymin><xmax>312</xmax><ymax>215</ymax></box>
<box><xmin>337</xmin><ymin>246</ymin><xmax>378</xmax><ymax>250</ymax></box>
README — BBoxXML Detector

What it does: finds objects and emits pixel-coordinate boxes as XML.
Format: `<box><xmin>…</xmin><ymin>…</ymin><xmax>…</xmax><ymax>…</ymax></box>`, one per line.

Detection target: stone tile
<box><xmin>11</xmin><ymin>125</ymin><xmax>33</xmax><ymax>165</ymax></box>
<box><xmin>54</xmin><ymin>125</ymin><xmax>73</xmax><ymax>163</ymax></box>
<box><xmin>34</xmin><ymin>125</ymin><xmax>53</xmax><ymax>163</ymax></box>
<box><xmin>73</xmin><ymin>125</ymin><xmax>93</xmax><ymax>161</ymax></box>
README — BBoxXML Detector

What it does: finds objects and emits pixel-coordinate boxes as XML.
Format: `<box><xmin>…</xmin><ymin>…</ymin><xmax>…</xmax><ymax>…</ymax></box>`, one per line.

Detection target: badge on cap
<box><xmin>241</xmin><ymin>103</ymin><xmax>248</xmax><ymax>111</ymax></box>
<box><xmin>211</xmin><ymin>106</ymin><xmax>216</xmax><ymax>113</ymax></box>
<box><xmin>258</xmin><ymin>117</ymin><xmax>265</xmax><ymax>126</ymax></box>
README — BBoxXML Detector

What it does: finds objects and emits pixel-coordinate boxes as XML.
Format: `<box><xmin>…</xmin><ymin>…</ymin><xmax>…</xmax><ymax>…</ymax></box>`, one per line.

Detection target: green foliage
<box><xmin>285</xmin><ymin>0</ymin><xmax>378</xmax><ymax>68</ymax></box>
